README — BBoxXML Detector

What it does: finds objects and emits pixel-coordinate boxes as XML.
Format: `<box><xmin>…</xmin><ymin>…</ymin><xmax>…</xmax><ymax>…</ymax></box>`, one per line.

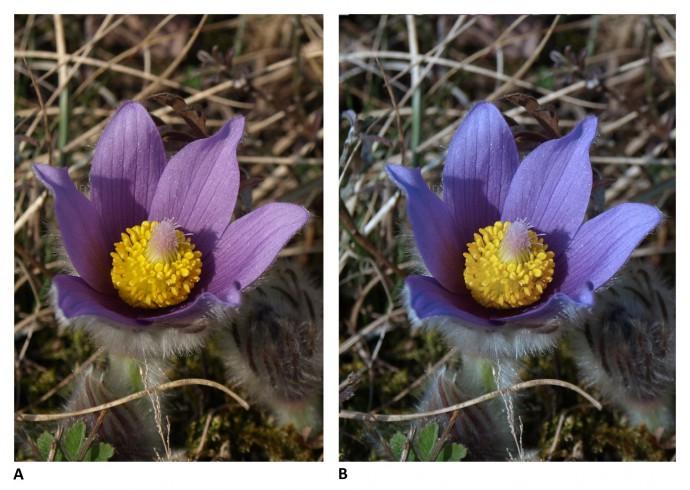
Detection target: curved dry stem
<box><xmin>16</xmin><ymin>378</ymin><xmax>250</xmax><ymax>423</ymax></box>
<box><xmin>339</xmin><ymin>378</ymin><xmax>602</xmax><ymax>422</ymax></box>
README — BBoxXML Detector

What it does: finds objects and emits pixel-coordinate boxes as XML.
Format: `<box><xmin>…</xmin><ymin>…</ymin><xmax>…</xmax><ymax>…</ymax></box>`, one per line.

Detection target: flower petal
<box><xmin>559</xmin><ymin>203</ymin><xmax>662</xmax><ymax>294</ymax></box>
<box><xmin>443</xmin><ymin>102</ymin><xmax>519</xmax><ymax>243</ymax></box>
<box><xmin>500</xmin><ymin>289</ymin><xmax>594</xmax><ymax>324</ymax></box>
<box><xmin>33</xmin><ymin>165</ymin><xmax>112</xmax><ymax>293</ymax></box>
<box><xmin>149</xmin><ymin>116</ymin><xmax>244</xmax><ymax>255</ymax></box>
<box><xmin>206</xmin><ymin>202</ymin><xmax>308</xmax><ymax>299</ymax></box>
<box><xmin>89</xmin><ymin>102</ymin><xmax>167</xmax><ymax>244</ymax></box>
<box><xmin>55</xmin><ymin>273</ymin><xmax>236</xmax><ymax>326</ymax></box>
<box><xmin>501</xmin><ymin>116</ymin><xmax>597</xmax><ymax>256</ymax></box>
<box><xmin>405</xmin><ymin>275</ymin><xmax>502</xmax><ymax>328</ymax></box>
<box><xmin>146</xmin><ymin>291</ymin><xmax>241</xmax><ymax>321</ymax></box>
<box><xmin>386</xmin><ymin>165</ymin><xmax>466</xmax><ymax>293</ymax></box>
<box><xmin>407</xmin><ymin>275</ymin><xmax>594</xmax><ymax>333</ymax></box>
<box><xmin>55</xmin><ymin>275</ymin><xmax>240</xmax><ymax>328</ymax></box>
<box><xmin>52</xmin><ymin>275</ymin><xmax>147</xmax><ymax>326</ymax></box>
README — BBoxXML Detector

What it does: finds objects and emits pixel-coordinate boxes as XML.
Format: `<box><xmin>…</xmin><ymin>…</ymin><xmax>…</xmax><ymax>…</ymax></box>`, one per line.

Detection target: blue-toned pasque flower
<box><xmin>386</xmin><ymin>102</ymin><xmax>661</xmax><ymax>357</ymax></box>
<box><xmin>34</xmin><ymin>101</ymin><xmax>308</xmax><ymax>356</ymax></box>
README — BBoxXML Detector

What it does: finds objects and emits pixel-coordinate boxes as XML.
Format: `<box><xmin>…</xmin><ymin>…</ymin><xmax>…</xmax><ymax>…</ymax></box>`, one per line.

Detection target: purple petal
<box><xmin>442</xmin><ymin>102</ymin><xmax>519</xmax><ymax>244</ymax></box>
<box><xmin>145</xmin><ymin>290</ymin><xmax>241</xmax><ymax>322</ymax></box>
<box><xmin>407</xmin><ymin>275</ymin><xmax>594</xmax><ymax>329</ymax></box>
<box><xmin>89</xmin><ymin>101</ymin><xmax>167</xmax><ymax>244</ymax></box>
<box><xmin>206</xmin><ymin>202</ymin><xmax>308</xmax><ymax>299</ymax></box>
<box><xmin>149</xmin><ymin>116</ymin><xmax>244</xmax><ymax>255</ymax></box>
<box><xmin>559</xmin><ymin>203</ymin><xmax>662</xmax><ymax>294</ymax></box>
<box><xmin>33</xmin><ymin>165</ymin><xmax>112</xmax><ymax>293</ymax></box>
<box><xmin>498</xmin><ymin>289</ymin><xmax>594</xmax><ymax>324</ymax></box>
<box><xmin>52</xmin><ymin>275</ymin><xmax>148</xmax><ymax>327</ymax></box>
<box><xmin>502</xmin><ymin>116</ymin><xmax>597</xmax><ymax>256</ymax></box>
<box><xmin>54</xmin><ymin>275</ymin><xmax>241</xmax><ymax>328</ymax></box>
<box><xmin>386</xmin><ymin>165</ymin><xmax>466</xmax><ymax>293</ymax></box>
<box><xmin>405</xmin><ymin>275</ymin><xmax>502</xmax><ymax>328</ymax></box>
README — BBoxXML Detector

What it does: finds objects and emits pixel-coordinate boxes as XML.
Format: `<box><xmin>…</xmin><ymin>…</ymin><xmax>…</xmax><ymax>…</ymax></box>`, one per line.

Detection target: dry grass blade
<box><xmin>339</xmin><ymin>378</ymin><xmax>602</xmax><ymax>422</ymax></box>
<box><xmin>16</xmin><ymin>378</ymin><xmax>250</xmax><ymax>422</ymax></box>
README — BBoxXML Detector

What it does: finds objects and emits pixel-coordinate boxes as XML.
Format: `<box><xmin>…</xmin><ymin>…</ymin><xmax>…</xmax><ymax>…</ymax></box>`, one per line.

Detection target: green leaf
<box><xmin>63</xmin><ymin>422</ymin><xmax>86</xmax><ymax>461</ymax></box>
<box><xmin>436</xmin><ymin>442</ymin><xmax>468</xmax><ymax>462</ymax></box>
<box><xmin>416</xmin><ymin>423</ymin><xmax>439</xmax><ymax>461</ymax></box>
<box><xmin>83</xmin><ymin>442</ymin><xmax>115</xmax><ymax>462</ymax></box>
<box><xmin>389</xmin><ymin>432</ymin><xmax>407</xmax><ymax>461</ymax></box>
<box><xmin>390</xmin><ymin>424</ymin><xmax>467</xmax><ymax>462</ymax></box>
<box><xmin>36</xmin><ymin>432</ymin><xmax>54</xmax><ymax>461</ymax></box>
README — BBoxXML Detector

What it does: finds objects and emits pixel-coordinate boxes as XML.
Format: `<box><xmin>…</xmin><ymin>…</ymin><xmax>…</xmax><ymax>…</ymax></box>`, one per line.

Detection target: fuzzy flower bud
<box><xmin>415</xmin><ymin>359</ymin><xmax>522</xmax><ymax>461</ymax></box>
<box><xmin>218</xmin><ymin>261</ymin><xmax>322</xmax><ymax>430</ymax></box>
<box><xmin>570</xmin><ymin>261</ymin><xmax>675</xmax><ymax>430</ymax></box>
<box><xmin>62</xmin><ymin>356</ymin><xmax>168</xmax><ymax>461</ymax></box>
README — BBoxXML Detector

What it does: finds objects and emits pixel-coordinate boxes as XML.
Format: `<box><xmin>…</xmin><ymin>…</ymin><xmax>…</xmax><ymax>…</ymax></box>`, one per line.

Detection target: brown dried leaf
<box><xmin>148</xmin><ymin>93</ymin><xmax>208</xmax><ymax>139</ymax></box>
<box><xmin>339</xmin><ymin>372</ymin><xmax>362</xmax><ymax>403</ymax></box>
<box><xmin>514</xmin><ymin>130</ymin><xmax>549</xmax><ymax>152</ymax></box>
<box><xmin>502</xmin><ymin>93</ymin><xmax>560</xmax><ymax>139</ymax></box>
<box><xmin>160</xmin><ymin>130</ymin><xmax>196</xmax><ymax>145</ymax></box>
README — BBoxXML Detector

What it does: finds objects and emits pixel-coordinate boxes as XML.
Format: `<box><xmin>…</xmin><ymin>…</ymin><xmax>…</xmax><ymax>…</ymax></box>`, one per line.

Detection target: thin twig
<box><xmin>428</xmin><ymin>409</ymin><xmax>461</xmax><ymax>462</ymax></box>
<box><xmin>47</xmin><ymin>425</ymin><xmax>64</xmax><ymax>462</ymax></box>
<box><xmin>488</xmin><ymin>15</ymin><xmax>560</xmax><ymax>100</ymax></box>
<box><xmin>339</xmin><ymin>308</ymin><xmax>406</xmax><ymax>355</ymax></box>
<box><xmin>75</xmin><ymin>410</ymin><xmax>108</xmax><ymax>461</ymax></box>
<box><xmin>22</xmin><ymin>58</ymin><xmax>53</xmax><ymax>164</ymax></box>
<box><xmin>406</xmin><ymin>15</ymin><xmax>421</xmax><ymax>165</ymax></box>
<box><xmin>546</xmin><ymin>412</ymin><xmax>566</xmax><ymax>461</ymax></box>
<box><xmin>136</xmin><ymin>15</ymin><xmax>208</xmax><ymax>99</ymax></box>
<box><xmin>374</xmin><ymin>348</ymin><xmax>458</xmax><ymax>412</ymax></box>
<box><xmin>27</xmin><ymin>348</ymin><xmax>105</xmax><ymax>409</ymax></box>
<box><xmin>376</xmin><ymin>58</ymin><xmax>406</xmax><ymax>167</ymax></box>
<box><xmin>339</xmin><ymin>196</ymin><xmax>405</xmax><ymax>279</ymax></box>
<box><xmin>339</xmin><ymin>378</ymin><xmax>602</xmax><ymax>422</ymax></box>
<box><xmin>590</xmin><ymin>156</ymin><xmax>675</xmax><ymax>166</ymax></box>
<box><xmin>16</xmin><ymin>378</ymin><xmax>249</xmax><ymax>422</ymax></box>
<box><xmin>399</xmin><ymin>425</ymin><xmax>416</xmax><ymax>462</ymax></box>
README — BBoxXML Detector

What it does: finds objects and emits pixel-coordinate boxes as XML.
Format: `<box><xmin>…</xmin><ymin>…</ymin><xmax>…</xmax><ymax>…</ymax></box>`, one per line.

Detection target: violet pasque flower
<box><xmin>386</xmin><ymin>102</ymin><xmax>661</xmax><ymax>357</ymax></box>
<box><xmin>34</xmin><ymin>101</ymin><xmax>308</xmax><ymax>356</ymax></box>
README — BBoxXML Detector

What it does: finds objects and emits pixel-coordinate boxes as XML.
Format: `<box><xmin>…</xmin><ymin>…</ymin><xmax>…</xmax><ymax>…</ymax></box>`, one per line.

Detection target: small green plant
<box><xmin>389</xmin><ymin>423</ymin><xmax>467</xmax><ymax>462</ymax></box>
<box><xmin>36</xmin><ymin>422</ymin><xmax>114</xmax><ymax>462</ymax></box>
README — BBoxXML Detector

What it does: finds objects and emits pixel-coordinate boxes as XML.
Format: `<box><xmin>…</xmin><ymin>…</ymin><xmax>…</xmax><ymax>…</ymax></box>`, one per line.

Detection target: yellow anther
<box><xmin>110</xmin><ymin>220</ymin><xmax>202</xmax><ymax>309</ymax></box>
<box><xmin>463</xmin><ymin>220</ymin><xmax>555</xmax><ymax>309</ymax></box>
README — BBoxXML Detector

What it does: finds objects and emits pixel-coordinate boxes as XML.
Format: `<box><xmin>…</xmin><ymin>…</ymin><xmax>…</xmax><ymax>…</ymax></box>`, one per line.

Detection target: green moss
<box><xmin>186</xmin><ymin>409</ymin><xmax>317</xmax><ymax>461</ymax></box>
<box><xmin>539</xmin><ymin>407</ymin><xmax>672</xmax><ymax>461</ymax></box>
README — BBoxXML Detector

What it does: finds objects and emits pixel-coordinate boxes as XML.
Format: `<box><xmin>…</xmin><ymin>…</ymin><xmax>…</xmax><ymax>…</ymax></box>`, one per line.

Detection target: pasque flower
<box><xmin>386</xmin><ymin>102</ymin><xmax>661</xmax><ymax>357</ymax></box>
<box><xmin>34</xmin><ymin>101</ymin><xmax>308</xmax><ymax>356</ymax></box>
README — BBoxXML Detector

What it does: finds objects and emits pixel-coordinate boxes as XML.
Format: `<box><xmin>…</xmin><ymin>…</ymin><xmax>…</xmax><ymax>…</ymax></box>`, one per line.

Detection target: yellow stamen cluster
<box><xmin>463</xmin><ymin>220</ymin><xmax>555</xmax><ymax>309</ymax></box>
<box><xmin>110</xmin><ymin>220</ymin><xmax>202</xmax><ymax>309</ymax></box>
